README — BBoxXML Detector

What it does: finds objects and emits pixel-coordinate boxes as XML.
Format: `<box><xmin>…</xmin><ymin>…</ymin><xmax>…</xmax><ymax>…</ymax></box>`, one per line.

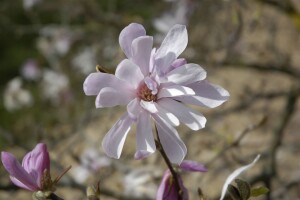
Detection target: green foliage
<box><xmin>225</xmin><ymin>179</ymin><xmax>268</xmax><ymax>200</ymax></box>
<box><xmin>251</xmin><ymin>186</ymin><xmax>269</xmax><ymax>197</ymax></box>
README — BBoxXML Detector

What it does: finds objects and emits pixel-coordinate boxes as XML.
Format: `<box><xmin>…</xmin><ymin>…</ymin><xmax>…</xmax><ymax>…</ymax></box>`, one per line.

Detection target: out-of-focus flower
<box><xmin>220</xmin><ymin>155</ymin><xmax>261</xmax><ymax>200</ymax></box>
<box><xmin>123</xmin><ymin>167</ymin><xmax>160</xmax><ymax>198</ymax></box>
<box><xmin>72</xmin><ymin>47</ymin><xmax>97</xmax><ymax>75</ymax></box>
<box><xmin>157</xmin><ymin>160</ymin><xmax>207</xmax><ymax>199</ymax></box>
<box><xmin>1</xmin><ymin>143</ymin><xmax>50</xmax><ymax>191</ymax></box>
<box><xmin>3</xmin><ymin>77</ymin><xmax>33</xmax><ymax>111</ymax></box>
<box><xmin>37</xmin><ymin>26</ymin><xmax>73</xmax><ymax>58</ymax></box>
<box><xmin>41</xmin><ymin>69</ymin><xmax>70</xmax><ymax>105</ymax></box>
<box><xmin>154</xmin><ymin>0</ymin><xmax>195</xmax><ymax>35</ymax></box>
<box><xmin>23</xmin><ymin>0</ymin><xmax>42</xmax><ymax>10</ymax></box>
<box><xmin>21</xmin><ymin>59</ymin><xmax>41</xmax><ymax>81</ymax></box>
<box><xmin>84</xmin><ymin>23</ymin><xmax>229</xmax><ymax>164</ymax></box>
<box><xmin>71</xmin><ymin>148</ymin><xmax>111</xmax><ymax>184</ymax></box>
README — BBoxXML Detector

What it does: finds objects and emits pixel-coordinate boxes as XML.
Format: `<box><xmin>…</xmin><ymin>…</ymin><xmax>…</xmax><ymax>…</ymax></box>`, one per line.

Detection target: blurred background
<box><xmin>0</xmin><ymin>0</ymin><xmax>300</xmax><ymax>199</ymax></box>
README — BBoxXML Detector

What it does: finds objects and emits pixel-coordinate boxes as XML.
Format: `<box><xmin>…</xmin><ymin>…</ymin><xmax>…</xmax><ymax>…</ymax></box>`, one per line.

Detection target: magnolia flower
<box><xmin>157</xmin><ymin>160</ymin><xmax>207</xmax><ymax>199</ymax></box>
<box><xmin>220</xmin><ymin>155</ymin><xmax>261</xmax><ymax>200</ymax></box>
<box><xmin>83</xmin><ymin>23</ymin><xmax>229</xmax><ymax>164</ymax></box>
<box><xmin>1</xmin><ymin>143</ymin><xmax>50</xmax><ymax>191</ymax></box>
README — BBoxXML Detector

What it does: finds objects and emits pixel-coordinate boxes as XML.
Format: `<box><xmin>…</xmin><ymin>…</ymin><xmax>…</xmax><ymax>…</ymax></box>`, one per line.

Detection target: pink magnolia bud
<box><xmin>1</xmin><ymin>143</ymin><xmax>50</xmax><ymax>191</ymax></box>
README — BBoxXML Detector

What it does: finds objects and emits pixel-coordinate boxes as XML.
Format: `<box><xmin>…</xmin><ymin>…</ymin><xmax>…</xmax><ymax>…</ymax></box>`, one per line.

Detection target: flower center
<box><xmin>137</xmin><ymin>78</ymin><xmax>158</xmax><ymax>102</ymax></box>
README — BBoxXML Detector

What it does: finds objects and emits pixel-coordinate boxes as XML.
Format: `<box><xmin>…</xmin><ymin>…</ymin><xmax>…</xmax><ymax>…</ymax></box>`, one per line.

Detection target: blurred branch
<box><xmin>206</xmin><ymin>116</ymin><xmax>267</xmax><ymax>166</ymax></box>
<box><xmin>249</xmin><ymin>86</ymin><xmax>299</xmax><ymax>200</ymax></box>
<box><xmin>221</xmin><ymin>62</ymin><xmax>300</xmax><ymax>79</ymax></box>
<box><xmin>256</xmin><ymin>0</ymin><xmax>297</xmax><ymax>15</ymax></box>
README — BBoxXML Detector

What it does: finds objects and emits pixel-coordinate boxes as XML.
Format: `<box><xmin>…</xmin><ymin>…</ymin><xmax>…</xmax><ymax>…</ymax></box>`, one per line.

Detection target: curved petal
<box><xmin>153</xmin><ymin>115</ymin><xmax>187</xmax><ymax>164</ymax></box>
<box><xmin>22</xmin><ymin>143</ymin><xmax>50</xmax><ymax>188</ymax></box>
<box><xmin>102</xmin><ymin>113</ymin><xmax>133</xmax><ymax>159</ymax></box>
<box><xmin>115</xmin><ymin>59</ymin><xmax>144</xmax><ymax>89</ymax></box>
<box><xmin>174</xmin><ymin>81</ymin><xmax>230</xmax><ymax>108</ymax></box>
<box><xmin>155</xmin><ymin>24</ymin><xmax>188</xmax><ymax>60</ymax></box>
<box><xmin>131</xmin><ymin>36</ymin><xmax>153</xmax><ymax>76</ymax></box>
<box><xmin>10</xmin><ymin>176</ymin><xmax>36</xmax><ymax>191</ymax></box>
<box><xmin>180</xmin><ymin>160</ymin><xmax>208</xmax><ymax>172</ymax></box>
<box><xmin>83</xmin><ymin>72</ymin><xmax>132</xmax><ymax>96</ymax></box>
<box><xmin>127</xmin><ymin>98</ymin><xmax>142</xmax><ymax>121</ymax></box>
<box><xmin>156</xmin><ymin>170</ymin><xmax>188</xmax><ymax>200</ymax></box>
<box><xmin>1</xmin><ymin>152</ymin><xmax>38</xmax><ymax>191</ymax></box>
<box><xmin>164</xmin><ymin>63</ymin><xmax>207</xmax><ymax>85</ymax></box>
<box><xmin>96</xmin><ymin>87</ymin><xmax>134</xmax><ymax>108</ymax></box>
<box><xmin>141</xmin><ymin>101</ymin><xmax>179</xmax><ymax>126</ymax></box>
<box><xmin>134</xmin><ymin>112</ymin><xmax>156</xmax><ymax>160</ymax></box>
<box><xmin>119</xmin><ymin>23</ymin><xmax>146</xmax><ymax>58</ymax></box>
<box><xmin>220</xmin><ymin>155</ymin><xmax>260</xmax><ymax>200</ymax></box>
<box><xmin>158</xmin><ymin>98</ymin><xmax>206</xmax><ymax>130</ymax></box>
<box><xmin>158</xmin><ymin>85</ymin><xmax>195</xmax><ymax>99</ymax></box>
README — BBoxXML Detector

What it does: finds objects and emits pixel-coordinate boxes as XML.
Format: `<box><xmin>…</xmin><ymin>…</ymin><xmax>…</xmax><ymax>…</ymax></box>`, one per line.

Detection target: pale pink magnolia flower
<box><xmin>1</xmin><ymin>143</ymin><xmax>50</xmax><ymax>191</ymax></box>
<box><xmin>83</xmin><ymin>23</ymin><xmax>229</xmax><ymax>164</ymax></box>
<box><xmin>157</xmin><ymin>160</ymin><xmax>207</xmax><ymax>199</ymax></box>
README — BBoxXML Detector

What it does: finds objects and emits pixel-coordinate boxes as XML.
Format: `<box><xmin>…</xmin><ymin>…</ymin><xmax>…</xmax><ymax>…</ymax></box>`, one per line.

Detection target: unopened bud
<box><xmin>87</xmin><ymin>186</ymin><xmax>100</xmax><ymax>200</ymax></box>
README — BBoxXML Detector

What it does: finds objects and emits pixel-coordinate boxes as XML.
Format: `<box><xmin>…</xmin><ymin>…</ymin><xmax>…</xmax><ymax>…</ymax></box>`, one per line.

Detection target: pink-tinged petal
<box><xmin>171</xmin><ymin>58</ymin><xmax>187</xmax><ymax>69</ymax></box>
<box><xmin>156</xmin><ymin>24</ymin><xmax>188</xmax><ymax>61</ymax></box>
<box><xmin>102</xmin><ymin>113</ymin><xmax>133</xmax><ymax>159</ymax></box>
<box><xmin>175</xmin><ymin>80</ymin><xmax>230</xmax><ymax>108</ymax></box>
<box><xmin>10</xmin><ymin>177</ymin><xmax>35</xmax><ymax>191</ymax></box>
<box><xmin>83</xmin><ymin>72</ymin><xmax>132</xmax><ymax>96</ymax></box>
<box><xmin>115</xmin><ymin>59</ymin><xmax>144</xmax><ymax>89</ymax></box>
<box><xmin>119</xmin><ymin>23</ymin><xmax>146</xmax><ymax>58</ymax></box>
<box><xmin>158</xmin><ymin>85</ymin><xmax>195</xmax><ymax>99</ymax></box>
<box><xmin>180</xmin><ymin>160</ymin><xmax>208</xmax><ymax>172</ymax></box>
<box><xmin>141</xmin><ymin>101</ymin><xmax>179</xmax><ymax>126</ymax></box>
<box><xmin>155</xmin><ymin>52</ymin><xmax>177</xmax><ymax>76</ymax></box>
<box><xmin>158</xmin><ymin>98</ymin><xmax>206</xmax><ymax>130</ymax></box>
<box><xmin>156</xmin><ymin>170</ymin><xmax>189</xmax><ymax>200</ymax></box>
<box><xmin>131</xmin><ymin>36</ymin><xmax>153</xmax><ymax>76</ymax></box>
<box><xmin>153</xmin><ymin>115</ymin><xmax>187</xmax><ymax>164</ymax></box>
<box><xmin>96</xmin><ymin>87</ymin><xmax>134</xmax><ymax>108</ymax></box>
<box><xmin>22</xmin><ymin>143</ymin><xmax>50</xmax><ymax>188</ymax></box>
<box><xmin>134</xmin><ymin>112</ymin><xmax>156</xmax><ymax>160</ymax></box>
<box><xmin>1</xmin><ymin>152</ymin><xmax>38</xmax><ymax>191</ymax></box>
<box><xmin>164</xmin><ymin>63</ymin><xmax>207</xmax><ymax>85</ymax></box>
<box><xmin>127</xmin><ymin>98</ymin><xmax>142</xmax><ymax>121</ymax></box>
<box><xmin>220</xmin><ymin>155</ymin><xmax>260</xmax><ymax>200</ymax></box>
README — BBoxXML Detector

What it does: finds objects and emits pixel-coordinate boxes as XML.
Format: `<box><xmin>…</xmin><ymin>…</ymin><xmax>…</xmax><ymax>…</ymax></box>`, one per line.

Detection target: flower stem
<box><xmin>155</xmin><ymin>126</ymin><xmax>184</xmax><ymax>200</ymax></box>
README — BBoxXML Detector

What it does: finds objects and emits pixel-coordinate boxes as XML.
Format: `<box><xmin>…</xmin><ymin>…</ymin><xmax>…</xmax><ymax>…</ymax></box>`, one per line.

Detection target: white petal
<box><xmin>131</xmin><ymin>36</ymin><xmax>153</xmax><ymax>76</ymax></box>
<box><xmin>175</xmin><ymin>81</ymin><xmax>230</xmax><ymax>108</ymax></box>
<box><xmin>135</xmin><ymin>112</ymin><xmax>156</xmax><ymax>160</ymax></box>
<box><xmin>83</xmin><ymin>72</ymin><xmax>131</xmax><ymax>96</ymax></box>
<box><xmin>153</xmin><ymin>115</ymin><xmax>187</xmax><ymax>164</ymax></box>
<box><xmin>155</xmin><ymin>52</ymin><xmax>177</xmax><ymax>76</ymax></box>
<box><xmin>127</xmin><ymin>98</ymin><xmax>142</xmax><ymax>121</ymax></box>
<box><xmin>164</xmin><ymin>63</ymin><xmax>207</xmax><ymax>85</ymax></box>
<box><xmin>115</xmin><ymin>59</ymin><xmax>144</xmax><ymax>89</ymax></box>
<box><xmin>141</xmin><ymin>101</ymin><xmax>179</xmax><ymax>126</ymax></box>
<box><xmin>220</xmin><ymin>155</ymin><xmax>261</xmax><ymax>200</ymax></box>
<box><xmin>96</xmin><ymin>87</ymin><xmax>134</xmax><ymax>108</ymax></box>
<box><xmin>158</xmin><ymin>98</ymin><xmax>206</xmax><ymax>130</ymax></box>
<box><xmin>119</xmin><ymin>23</ymin><xmax>146</xmax><ymax>58</ymax></box>
<box><xmin>140</xmin><ymin>100</ymin><xmax>158</xmax><ymax>113</ymax></box>
<box><xmin>158</xmin><ymin>85</ymin><xmax>195</xmax><ymax>99</ymax></box>
<box><xmin>156</xmin><ymin>24</ymin><xmax>188</xmax><ymax>59</ymax></box>
<box><xmin>102</xmin><ymin>113</ymin><xmax>133</xmax><ymax>159</ymax></box>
